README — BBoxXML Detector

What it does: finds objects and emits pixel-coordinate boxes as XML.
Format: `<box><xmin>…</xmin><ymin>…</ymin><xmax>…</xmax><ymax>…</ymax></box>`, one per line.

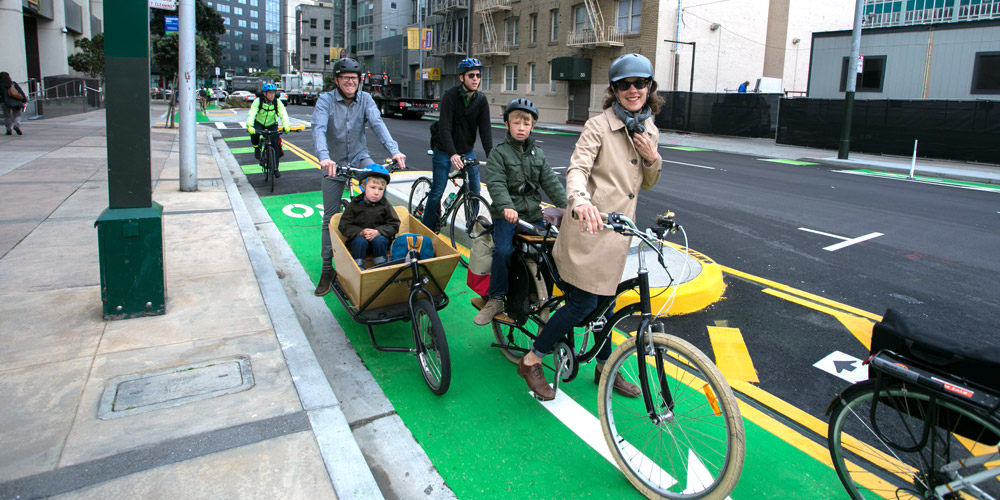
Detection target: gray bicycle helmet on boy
<box><xmin>608</xmin><ymin>53</ymin><xmax>653</xmax><ymax>83</ymax></box>
<box><xmin>334</xmin><ymin>58</ymin><xmax>362</xmax><ymax>76</ymax></box>
<box><xmin>503</xmin><ymin>97</ymin><xmax>538</xmax><ymax>121</ymax></box>
<box><xmin>457</xmin><ymin>58</ymin><xmax>483</xmax><ymax>75</ymax></box>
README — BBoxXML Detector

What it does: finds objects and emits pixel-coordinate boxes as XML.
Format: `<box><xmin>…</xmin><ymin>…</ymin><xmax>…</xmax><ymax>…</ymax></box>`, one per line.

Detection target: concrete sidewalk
<box><xmin>0</xmin><ymin>108</ymin><xmax>437</xmax><ymax>499</ymax></box>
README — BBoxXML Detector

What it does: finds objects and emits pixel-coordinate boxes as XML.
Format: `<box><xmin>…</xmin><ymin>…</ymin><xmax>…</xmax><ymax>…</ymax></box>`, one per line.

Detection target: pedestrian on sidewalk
<box><xmin>738</xmin><ymin>80</ymin><xmax>749</xmax><ymax>93</ymax></box>
<box><xmin>311</xmin><ymin>57</ymin><xmax>407</xmax><ymax>296</ymax></box>
<box><xmin>421</xmin><ymin>57</ymin><xmax>493</xmax><ymax>231</ymax></box>
<box><xmin>1</xmin><ymin>72</ymin><xmax>29</xmax><ymax>136</ymax></box>
<box><xmin>514</xmin><ymin>53</ymin><xmax>663</xmax><ymax>401</ymax></box>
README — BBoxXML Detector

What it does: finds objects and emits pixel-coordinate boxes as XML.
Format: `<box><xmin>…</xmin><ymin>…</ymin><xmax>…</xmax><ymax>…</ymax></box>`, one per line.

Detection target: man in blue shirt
<box><xmin>311</xmin><ymin>58</ymin><xmax>407</xmax><ymax>296</ymax></box>
<box><xmin>738</xmin><ymin>80</ymin><xmax>749</xmax><ymax>93</ymax></box>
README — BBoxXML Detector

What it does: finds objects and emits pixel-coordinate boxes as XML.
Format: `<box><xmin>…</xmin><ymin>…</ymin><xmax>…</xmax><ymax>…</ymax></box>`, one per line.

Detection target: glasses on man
<box><xmin>464</xmin><ymin>73</ymin><xmax>482</xmax><ymax>79</ymax></box>
<box><xmin>339</xmin><ymin>76</ymin><xmax>359</xmax><ymax>82</ymax></box>
<box><xmin>613</xmin><ymin>78</ymin><xmax>650</xmax><ymax>92</ymax></box>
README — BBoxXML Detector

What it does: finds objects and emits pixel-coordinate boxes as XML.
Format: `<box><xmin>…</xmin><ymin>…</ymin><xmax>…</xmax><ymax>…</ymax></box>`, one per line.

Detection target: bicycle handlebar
<box><xmin>334</xmin><ymin>158</ymin><xmax>404</xmax><ymax>179</ymax></box>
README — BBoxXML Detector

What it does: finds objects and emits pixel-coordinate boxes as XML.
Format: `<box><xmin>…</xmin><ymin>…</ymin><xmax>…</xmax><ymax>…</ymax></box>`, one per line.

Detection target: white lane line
<box><xmin>823</xmin><ymin>232</ymin><xmax>883</xmax><ymax>252</ymax></box>
<box><xmin>799</xmin><ymin>228</ymin><xmax>884</xmax><ymax>251</ymax></box>
<box><xmin>663</xmin><ymin>160</ymin><xmax>716</xmax><ymax>170</ymax></box>
<box><xmin>833</xmin><ymin>170</ymin><xmax>1000</xmax><ymax>193</ymax></box>
<box><xmin>214</xmin><ymin>122</ymin><xmax>226</xmax><ymax>129</ymax></box>
<box><xmin>798</xmin><ymin>227</ymin><xmax>849</xmax><ymax>240</ymax></box>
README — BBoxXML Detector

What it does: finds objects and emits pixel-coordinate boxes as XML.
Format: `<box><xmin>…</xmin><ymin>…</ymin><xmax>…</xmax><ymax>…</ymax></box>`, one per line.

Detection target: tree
<box><xmin>67</xmin><ymin>33</ymin><xmax>105</xmax><ymax>84</ymax></box>
<box><xmin>150</xmin><ymin>0</ymin><xmax>225</xmax><ymax>60</ymax></box>
<box><xmin>151</xmin><ymin>33</ymin><xmax>216</xmax><ymax>83</ymax></box>
<box><xmin>252</xmin><ymin>69</ymin><xmax>280</xmax><ymax>81</ymax></box>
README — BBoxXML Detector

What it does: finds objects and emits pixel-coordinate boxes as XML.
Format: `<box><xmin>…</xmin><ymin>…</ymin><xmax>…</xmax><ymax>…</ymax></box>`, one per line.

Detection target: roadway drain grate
<box><xmin>98</xmin><ymin>356</ymin><xmax>255</xmax><ymax>420</ymax></box>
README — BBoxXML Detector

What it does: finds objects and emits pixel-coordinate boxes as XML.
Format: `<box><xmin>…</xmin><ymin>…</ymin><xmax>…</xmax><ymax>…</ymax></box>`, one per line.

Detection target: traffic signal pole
<box><xmin>838</xmin><ymin>0</ymin><xmax>864</xmax><ymax>160</ymax></box>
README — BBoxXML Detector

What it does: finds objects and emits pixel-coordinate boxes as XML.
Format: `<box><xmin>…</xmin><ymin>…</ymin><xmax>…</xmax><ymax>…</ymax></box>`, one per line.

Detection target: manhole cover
<box><xmin>98</xmin><ymin>356</ymin><xmax>254</xmax><ymax>419</ymax></box>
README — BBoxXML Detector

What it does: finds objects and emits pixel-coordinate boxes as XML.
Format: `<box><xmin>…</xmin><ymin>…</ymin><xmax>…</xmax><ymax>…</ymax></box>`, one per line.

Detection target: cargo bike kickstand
<box><xmin>327</xmin><ymin>160</ymin><xmax>461</xmax><ymax>395</ymax></box>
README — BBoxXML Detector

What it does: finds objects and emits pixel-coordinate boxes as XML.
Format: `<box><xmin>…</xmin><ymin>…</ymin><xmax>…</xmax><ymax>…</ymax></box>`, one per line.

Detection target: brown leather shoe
<box><xmin>517</xmin><ymin>358</ymin><xmax>555</xmax><ymax>401</ymax></box>
<box><xmin>595</xmin><ymin>364</ymin><xmax>641</xmax><ymax>398</ymax></box>
<box><xmin>314</xmin><ymin>268</ymin><xmax>335</xmax><ymax>296</ymax></box>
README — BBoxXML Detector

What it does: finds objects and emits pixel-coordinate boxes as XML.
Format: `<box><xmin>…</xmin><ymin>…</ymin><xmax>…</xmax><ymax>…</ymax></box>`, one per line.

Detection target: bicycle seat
<box><xmin>543</xmin><ymin>207</ymin><xmax>565</xmax><ymax>227</ymax></box>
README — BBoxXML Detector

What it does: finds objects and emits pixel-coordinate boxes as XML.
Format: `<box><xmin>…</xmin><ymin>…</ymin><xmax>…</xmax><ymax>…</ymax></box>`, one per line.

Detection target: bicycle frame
<box><xmin>434</xmin><ymin>157</ymin><xmax>480</xmax><ymax>229</ymax></box>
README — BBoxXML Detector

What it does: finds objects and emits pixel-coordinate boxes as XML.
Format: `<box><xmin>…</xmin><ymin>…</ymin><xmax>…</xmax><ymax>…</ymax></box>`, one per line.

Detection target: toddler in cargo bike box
<box><xmin>338</xmin><ymin>165</ymin><xmax>400</xmax><ymax>269</ymax></box>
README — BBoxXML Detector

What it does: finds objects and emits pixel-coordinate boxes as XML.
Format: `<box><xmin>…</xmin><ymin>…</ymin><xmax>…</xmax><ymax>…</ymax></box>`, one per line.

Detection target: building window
<box><xmin>250</xmin><ymin>21</ymin><xmax>258</xmax><ymax>29</ymax></box>
<box><xmin>482</xmin><ymin>66</ymin><xmax>492</xmax><ymax>90</ymax></box>
<box><xmin>250</xmin><ymin>0</ymin><xmax>257</xmax><ymax>5</ymax></box>
<box><xmin>324</xmin><ymin>19</ymin><xmax>331</xmax><ymax>30</ymax></box>
<box><xmin>250</xmin><ymin>44</ymin><xmax>258</xmax><ymax>51</ymax></box>
<box><xmin>550</xmin><ymin>9</ymin><xmax>559</xmax><ymax>42</ymax></box>
<box><xmin>233</xmin><ymin>6</ymin><xmax>242</xmax><ymax>15</ymax></box>
<box><xmin>310</xmin><ymin>18</ymin><xmax>317</xmax><ymax>29</ymax></box>
<box><xmin>216</xmin><ymin>3</ymin><xmax>229</xmax><ymax>12</ymax></box>
<box><xmin>504</xmin><ymin>64</ymin><xmax>518</xmax><ymax>91</ymax></box>
<box><xmin>573</xmin><ymin>5</ymin><xmax>592</xmax><ymax>33</ymax></box>
<box><xmin>840</xmin><ymin>55</ymin><xmax>886</xmax><ymax>92</ymax></box>
<box><xmin>505</xmin><ymin>18</ymin><xmax>519</xmax><ymax>46</ymax></box>
<box><xmin>238</xmin><ymin>19</ymin><xmax>247</xmax><ymax>27</ymax></box>
<box><xmin>250</xmin><ymin>9</ymin><xmax>258</xmax><ymax>18</ymax></box>
<box><xmin>233</xmin><ymin>30</ymin><xmax>242</xmax><ymax>38</ymax></box>
<box><xmin>250</xmin><ymin>32</ymin><xmax>258</xmax><ymax>40</ymax></box>
<box><xmin>222</xmin><ymin>16</ymin><xmax>230</xmax><ymax>25</ymax></box>
<box><xmin>234</xmin><ymin>42</ymin><xmax>243</xmax><ymax>50</ymax></box>
<box><xmin>528</xmin><ymin>62</ymin><xmax>535</xmax><ymax>92</ymax></box>
<box><xmin>239</xmin><ymin>54</ymin><xmax>247</xmax><ymax>62</ymax></box>
<box><xmin>549</xmin><ymin>63</ymin><xmax>556</xmax><ymax>92</ymax></box>
<box><xmin>324</xmin><ymin>37</ymin><xmax>330</xmax><ymax>47</ymax></box>
<box><xmin>971</xmin><ymin>51</ymin><xmax>1000</xmax><ymax>94</ymax></box>
<box><xmin>616</xmin><ymin>0</ymin><xmax>640</xmax><ymax>33</ymax></box>
<box><xmin>310</xmin><ymin>36</ymin><xmax>317</xmax><ymax>47</ymax></box>
<box><xmin>530</xmin><ymin>13</ymin><xmax>537</xmax><ymax>44</ymax></box>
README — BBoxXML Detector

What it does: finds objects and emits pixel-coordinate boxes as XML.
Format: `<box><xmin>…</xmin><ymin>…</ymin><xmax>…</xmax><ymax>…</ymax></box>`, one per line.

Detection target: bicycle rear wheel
<box><xmin>827</xmin><ymin>380</ymin><xmax>1000</xmax><ymax>500</ymax></box>
<box><xmin>599</xmin><ymin>331</ymin><xmax>744</xmax><ymax>500</ymax></box>
<box><xmin>408</xmin><ymin>177</ymin><xmax>431</xmax><ymax>220</ymax></box>
<box><xmin>413</xmin><ymin>298</ymin><xmax>451</xmax><ymax>395</ymax></box>
<box><xmin>448</xmin><ymin>193</ymin><xmax>491</xmax><ymax>268</ymax></box>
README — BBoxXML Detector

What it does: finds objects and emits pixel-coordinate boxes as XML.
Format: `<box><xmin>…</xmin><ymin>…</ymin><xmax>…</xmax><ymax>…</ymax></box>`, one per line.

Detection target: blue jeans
<box><xmin>421</xmin><ymin>149</ymin><xmax>480</xmax><ymax>230</ymax></box>
<box><xmin>349</xmin><ymin>235</ymin><xmax>390</xmax><ymax>261</ymax></box>
<box><xmin>487</xmin><ymin>219</ymin><xmax>517</xmax><ymax>299</ymax></box>
<box><xmin>532</xmin><ymin>283</ymin><xmax>615</xmax><ymax>362</ymax></box>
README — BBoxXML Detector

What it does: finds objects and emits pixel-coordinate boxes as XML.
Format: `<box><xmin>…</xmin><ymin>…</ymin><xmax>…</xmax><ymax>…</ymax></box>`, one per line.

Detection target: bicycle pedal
<box><xmin>470</xmin><ymin>296</ymin><xmax>487</xmax><ymax>310</ymax></box>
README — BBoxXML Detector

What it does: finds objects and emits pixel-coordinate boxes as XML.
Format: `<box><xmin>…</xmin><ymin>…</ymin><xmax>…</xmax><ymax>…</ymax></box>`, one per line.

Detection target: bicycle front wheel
<box><xmin>448</xmin><ymin>193</ymin><xmax>491</xmax><ymax>268</ymax></box>
<box><xmin>599</xmin><ymin>331</ymin><xmax>745</xmax><ymax>500</ymax></box>
<box><xmin>827</xmin><ymin>380</ymin><xmax>1000</xmax><ymax>500</ymax></box>
<box><xmin>413</xmin><ymin>298</ymin><xmax>451</xmax><ymax>395</ymax></box>
<box><xmin>408</xmin><ymin>177</ymin><xmax>431</xmax><ymax>220</ymax></box>
<box><xmin>267</xmin><ymin>146</ymin><xmax>278</xmax><ymax>192</ymax></box>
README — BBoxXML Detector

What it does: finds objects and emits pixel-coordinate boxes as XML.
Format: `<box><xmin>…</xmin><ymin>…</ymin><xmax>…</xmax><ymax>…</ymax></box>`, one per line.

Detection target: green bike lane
<box><xmin>261</xmin><ymin>189</ymin><xmax>848</xmax><ymax>499</ymax></box>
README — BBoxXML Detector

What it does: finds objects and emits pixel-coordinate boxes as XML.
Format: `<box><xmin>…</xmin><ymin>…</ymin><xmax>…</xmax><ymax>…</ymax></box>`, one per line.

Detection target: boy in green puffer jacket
<box><xmin>474</xmin><ymin>98</ymin><xmax>567</xmax><ymax>326</ymax></box>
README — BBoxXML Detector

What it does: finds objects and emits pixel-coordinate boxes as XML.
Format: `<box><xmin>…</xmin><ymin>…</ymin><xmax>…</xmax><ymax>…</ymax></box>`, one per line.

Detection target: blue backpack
<box><xmin>391</xmin><ymin>233</ymin><xmax>435</xmax><ymax>261</ymax></box>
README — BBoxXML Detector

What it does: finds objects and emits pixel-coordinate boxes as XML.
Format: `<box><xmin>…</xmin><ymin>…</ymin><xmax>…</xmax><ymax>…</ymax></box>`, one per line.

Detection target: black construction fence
<box><xmin>654</xmin><ymin>91</ymin><xmax>781</xmax><ymax>138</ymax></box>
<box><xmin>775</xmin><ymin>98</ymin><xmax>999</xmax><ymax>164</ymax></box>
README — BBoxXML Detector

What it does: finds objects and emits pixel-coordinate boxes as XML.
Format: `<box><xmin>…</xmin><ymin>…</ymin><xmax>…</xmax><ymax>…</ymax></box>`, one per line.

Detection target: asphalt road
<box><xmin>277</xmin><ymin>103</ymin><xmax>1000</xmax><ymax>426</ymax></box>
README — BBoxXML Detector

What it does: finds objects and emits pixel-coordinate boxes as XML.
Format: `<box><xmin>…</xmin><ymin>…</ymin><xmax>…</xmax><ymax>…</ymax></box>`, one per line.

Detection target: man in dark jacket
<box><xmin>421</xmin><ymin>57</ymin><xmax>493</xmax><ymax>231</ymax></box>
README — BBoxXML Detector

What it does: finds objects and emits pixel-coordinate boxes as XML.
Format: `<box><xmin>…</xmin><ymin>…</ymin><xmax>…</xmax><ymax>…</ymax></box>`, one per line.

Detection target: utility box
<box><xmin>95</xmin><ymin>203</ymin><xmax>166</xmax><ymax>320</ymax></box>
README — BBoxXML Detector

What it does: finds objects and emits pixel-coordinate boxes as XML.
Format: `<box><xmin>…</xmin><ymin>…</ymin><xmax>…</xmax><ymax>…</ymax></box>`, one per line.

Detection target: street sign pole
<box><xmin>95</xmin><ymin>0</ymin><xmax>166</xmax><ymax>319</ymax></box>
<box><xmin>179</xmin><ymin>0</ymin><xmax>197</xmax><ymax>191</ymax></box>
<box><xmin>838</xmin><ymin>0</ymin><xmax>864</xmax><ymax>160</ymax></box>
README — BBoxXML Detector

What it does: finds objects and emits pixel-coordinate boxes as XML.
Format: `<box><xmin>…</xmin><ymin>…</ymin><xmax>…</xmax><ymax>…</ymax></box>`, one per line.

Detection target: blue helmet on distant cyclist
<box><xmin>261</xmin><ymin>83</ymin><xmax>277</xmax><ymax>92</ymax></box>
<box><xmin>358</xmin><ymin>164</ymin><xmax>391</xmax><ymax>189</ymax></box>
<box><xmin>457</xmin><ymin>58</ymin><xmax>483</xmax><ymax>75</ymax></box>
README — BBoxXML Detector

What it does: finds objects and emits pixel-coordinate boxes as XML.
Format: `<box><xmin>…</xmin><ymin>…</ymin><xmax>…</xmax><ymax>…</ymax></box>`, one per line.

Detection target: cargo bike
<box><xmin>327</xmin><ymin>163</ymin><xmax>462</xmax><ymax>395</ymax></box>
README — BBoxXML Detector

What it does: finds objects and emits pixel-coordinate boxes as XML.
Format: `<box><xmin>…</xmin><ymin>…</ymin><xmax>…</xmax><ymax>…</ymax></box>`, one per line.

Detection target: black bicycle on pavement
<box><xmin>256</xmin><ymin>128</ymin><xmax>282</xmax><ymax>192</ymax></box>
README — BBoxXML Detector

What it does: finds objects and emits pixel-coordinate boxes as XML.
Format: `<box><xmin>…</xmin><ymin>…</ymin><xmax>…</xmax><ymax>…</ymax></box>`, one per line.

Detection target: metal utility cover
<box><xmin>98</xmin><ymin>356</ymin><xmax>255</xmax><ymax>419</ymax></box>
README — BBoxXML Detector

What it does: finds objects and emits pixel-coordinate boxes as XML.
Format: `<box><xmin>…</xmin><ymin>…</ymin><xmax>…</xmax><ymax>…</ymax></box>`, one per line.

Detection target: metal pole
<box><xmin>674</xmin><ymin>0</ymin><xmax>682</xmax><ymax>91</ymax></box>
<box><xmin>838</xmin><ymin>0</ymin><xmax>864</xmax><ymax>160</ymax></box>
<box><xmin>418</xmin><ymin>0</ymin><xmax>424</xmax><ymax>99</ymax></box>
<box><xmin>908</xmin><ymin>139</ymin><xmax>918</xmax><ymax>179</ymax></box>
<box><xmin>689</xmin><ymin>41</ymin><xmax>695</xmax><ymax>92</ymax></box>
<box><xmin>179</xmin><ymin>0</ymin><xmax>197</xmax><ymax>191</ymax></box>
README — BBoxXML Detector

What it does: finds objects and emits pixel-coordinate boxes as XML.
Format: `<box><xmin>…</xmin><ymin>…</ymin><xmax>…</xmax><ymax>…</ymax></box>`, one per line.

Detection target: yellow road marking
<box><xmin>721</xmin><ymin>265</ymin><xmax>882</xmax><ymax>322</ymax></box>
<box><xmin>707</xmin><ymin>327</ymin><xmax>759</xmax><ymax>383</ymax></box>
<box><xmin>761</xmin><ymin>288</ymin><xmax>876</xmax><ymax>349</ymax></box>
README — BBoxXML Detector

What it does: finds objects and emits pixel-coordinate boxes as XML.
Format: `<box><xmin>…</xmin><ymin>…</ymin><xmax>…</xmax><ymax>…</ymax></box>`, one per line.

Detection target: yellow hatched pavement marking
<box><xmin>761</xmin><ymin>288</ymin><xmax>876</xmax><ymax>349</ymax></box>
<box><xmin>707</xmin><ymin>327</ymin><xmax>759</xmax><ymax>383</ymax></box>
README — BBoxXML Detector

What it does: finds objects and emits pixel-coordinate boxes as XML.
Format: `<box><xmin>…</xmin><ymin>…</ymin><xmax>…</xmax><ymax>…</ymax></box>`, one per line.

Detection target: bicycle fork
<box><xmin>631</xmin><ymin>242</ymin><xmax>675</xmax><ymax>424</ymax></box>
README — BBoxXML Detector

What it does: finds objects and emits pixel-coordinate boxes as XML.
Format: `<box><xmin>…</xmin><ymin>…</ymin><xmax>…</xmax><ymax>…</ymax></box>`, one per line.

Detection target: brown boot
<box><xmin>595</xmin><ymin>363</ymin><xmax>641</xmax><ymax>398</ymax></box>
<box><xmin>314</xmin><ymin>268</ymin><xmax>335</xmax><ymax>296</ymax></box>
<box><xmin>517</xmin><ymin>357</ymin><xmax>555</xmax><ymax>401</ymax></box>
<box><xmin>473</xmin><ymin>298</ymin><xmax>503</xmax><ymax>326</ymax></box>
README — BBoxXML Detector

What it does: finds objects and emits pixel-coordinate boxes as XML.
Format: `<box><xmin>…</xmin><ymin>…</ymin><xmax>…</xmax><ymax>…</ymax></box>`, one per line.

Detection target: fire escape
<box><xmin>473</xmin><ymin>0</ymin><xmax>510</xmax><ymax>56</ymax></box>
<box><xmin>430</xmin><ymin>0</ymin><xmax>468</xmax><ymax>56</ymax></box>
<box><xmin>566</xmin><ymin>0</ymin><xmax>623</xmax><ymax>48</ymax></box>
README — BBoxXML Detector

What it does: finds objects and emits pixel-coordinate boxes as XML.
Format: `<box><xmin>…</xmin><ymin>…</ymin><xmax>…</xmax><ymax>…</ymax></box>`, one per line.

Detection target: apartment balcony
<box><xmin>472</xmin><ymin>41</ymin><xmax>510</xmax><ymax>56</ymax></box>
<box><xmin>432</xmin><ymin>39</ymin><xmax>467</xmax><ymax>57</ymax></box>
<box><xmin>861</xmin><ymin>0</ymin><xmax>999</xmax><ymax>28</ymax></box>
<box><xmin>430</xmin><ymin>0</ymin><xmax>468</xmax><ymax>15</ymax></box>
<box><xmin>476</xmin><ymin>0</ymin><xmax>510</xmax><ymax>14</ymax></box>
<box><xmin>565</xmin><ymin>28</ymin><xmax>624</xmax><ymax>48</ymax></box>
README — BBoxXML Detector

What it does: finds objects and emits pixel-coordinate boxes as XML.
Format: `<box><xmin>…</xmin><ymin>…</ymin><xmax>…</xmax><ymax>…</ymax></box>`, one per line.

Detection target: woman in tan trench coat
<box><xmin>515</xmin><ymin>54</ymin><xmax>663</xmax><ymax>401</ymax></box>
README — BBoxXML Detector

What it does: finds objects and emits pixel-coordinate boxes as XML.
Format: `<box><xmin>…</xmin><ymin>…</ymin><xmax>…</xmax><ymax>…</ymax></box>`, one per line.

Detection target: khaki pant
<box><xmin>3</xmin><ymin>104</ymin><xmax>23</xmax><ymax>132</ymax></box>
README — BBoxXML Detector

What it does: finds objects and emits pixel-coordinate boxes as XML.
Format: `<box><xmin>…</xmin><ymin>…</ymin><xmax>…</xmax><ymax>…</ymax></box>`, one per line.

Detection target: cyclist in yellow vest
<box><xmin>246</xmin><ymin>83</ymin><xmax>291</xmax><ymax>176</ymax></box>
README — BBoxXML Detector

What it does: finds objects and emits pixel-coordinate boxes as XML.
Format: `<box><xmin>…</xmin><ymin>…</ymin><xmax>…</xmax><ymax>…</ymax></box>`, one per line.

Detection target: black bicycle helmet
<box><xmin>334</xmin><ymin>58</ymin><xmax>362</xmax><ymax>76</ymax></box>
<box><xmin>458</xmin><ymin>57</ymin><xmax>483</xmax><ymax>75</ymax></box>
<box><xmin>609</xmin><ymin>53</ymin><xmax>653</xmax><ymax>83</ymax></box>
<box><xmin>504</xmin><ymin>97</ymin><xmax>538</xmax><ymax>121</ymax></box>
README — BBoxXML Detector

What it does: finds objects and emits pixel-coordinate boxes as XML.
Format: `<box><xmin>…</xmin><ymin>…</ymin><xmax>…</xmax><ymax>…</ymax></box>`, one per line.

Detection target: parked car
<box><xmin>211</xmin><ymin>88</ymin><xmax>228</xmax><ymax>99</ymax></box>
<box><xmin>230</xmin><ymin>90</ymin><xmax>256</xmax><ymax>101</ymax></box>
<box><xmin>276</xmin><ymin>90</ymin><xmax>289</xmax><ymax>104</ymax></box>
